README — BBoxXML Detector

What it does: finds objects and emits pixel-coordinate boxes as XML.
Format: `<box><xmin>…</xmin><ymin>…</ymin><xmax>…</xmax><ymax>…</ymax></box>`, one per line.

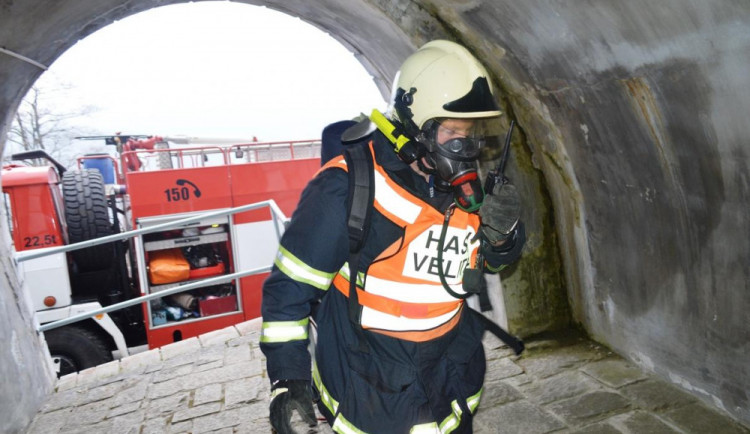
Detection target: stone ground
<box><xmin>26</xmin><ymin>319</ymin><xmax>750</xmax><ymax>434</ymax></box>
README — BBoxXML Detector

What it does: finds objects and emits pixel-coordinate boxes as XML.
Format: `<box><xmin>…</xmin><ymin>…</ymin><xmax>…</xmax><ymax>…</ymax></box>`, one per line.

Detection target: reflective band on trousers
<box><xmin>437</xmin><ymin>390</ymin><xmax>482</xmax><ymax>434</ymax></box>
<box><xmin>411</xmin><ymin>422</ymin><xmax>441</xmax><ymax>433</ymax></box>
<box><xmin>260</xmin><ymin>318</ymin><xmax>309</xmax><ymax>343</ymax></box>
<box><xmin>313</xmin><ymin>361</ymin><xmax>339</xmax><ymax>416</ymax></box>
<box><xmin>274</xmin><ymin>245</ymin><xmax>336</xmax><ymax>290</ymax></box>
<box><xmin>313</xmin><ymin>363</ymin><xmax>482</xmax><ymax>433</ymax></box>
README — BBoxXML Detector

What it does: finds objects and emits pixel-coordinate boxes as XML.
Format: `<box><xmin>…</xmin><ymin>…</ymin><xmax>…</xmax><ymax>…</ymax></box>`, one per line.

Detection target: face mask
<box><xmin>422</xmin><ymin>120</ymin><xmax>486</xmax><ymax>212</ymax></box>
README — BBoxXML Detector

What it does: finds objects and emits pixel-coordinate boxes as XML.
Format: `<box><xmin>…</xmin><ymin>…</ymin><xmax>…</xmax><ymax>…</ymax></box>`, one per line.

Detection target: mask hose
<box><xmin>436</xmin><ymin>205</ymin><xmax>471</xmax><ymax>299</ymax></box>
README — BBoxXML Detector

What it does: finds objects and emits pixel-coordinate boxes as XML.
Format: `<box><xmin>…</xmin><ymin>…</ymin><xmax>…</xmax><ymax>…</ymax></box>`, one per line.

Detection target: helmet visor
<box><xmin>432</xmin><ymin>118</ymin><xmax>492</xmax><ymax>161</ymax></box>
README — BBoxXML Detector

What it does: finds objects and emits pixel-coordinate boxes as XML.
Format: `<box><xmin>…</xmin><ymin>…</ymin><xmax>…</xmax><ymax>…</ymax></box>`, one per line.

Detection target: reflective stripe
<box><xmin>337</xmin><ymin>262</ymin><xmax>365</xmax><ymax>287</ymax></box>
<box><xmin>260</xmin><ymin>318</ymin><xmax>309</xmax><ymax>343</ymax></box>
<box><xmin>368</xmin><ymin>311</ymin><xmax>462</xmax><ymax>342</ymax></box>
<box><xmin>333</xmin><ymin>275</ymin><xmax>461</xmax><ymax>319</ymax></box>
<box><xmin>373</xmin><ymin>169</ymin><xmax>422</xmax><ymax>224</ymax></box>
<box><xmin>467</xmin><ymin>388</ymin><xmax>482</xmax><ymax>413</ymax></box>
<box><xmin>411</xmin><ymin>422</ymin><xmax>440</xmax><ymax>433</ymax></box>
<box><xmin>332</xmin><ymin>413</ymin><xmax>367</xmax><ymax>434</ymax></box>
<box><xmin>439</xmin><ymin>400</ymin><xmax>463</xmax><ymax>433</ymax></box>
<box><xmin>363</xmin><ymin>274</ymin><xmax>463</xmax><ymax>303</ymax></box>
<box><xmin>313</xmin><ymin>362</ymin><xmax>339</xmax><ymax>416</ymax></box>
<box><xmin>274</xmin><ymin>245</ymin><xmax>335</xmax><ymax>290</ymax></box>
<box><xmin>270</xmin><ymin>387</ymin><xmax>288</xmax><ymax>400</ymax></box>
<box><xmin>361</xmin><ymin>305</ymin><xmax>461</xmax><ymax>332</ymax></box>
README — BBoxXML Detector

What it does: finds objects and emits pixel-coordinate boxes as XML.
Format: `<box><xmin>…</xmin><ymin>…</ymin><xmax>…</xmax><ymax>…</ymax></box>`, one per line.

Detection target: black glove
<box><xmin>269</xmin><ymin>380</ymin><xmax>317</xmax><ymax>434</ymax></box>
<box><xmin>479</xmin><ymin>179</ymin><xmax>521</xmax><ymax>245</ymax></box>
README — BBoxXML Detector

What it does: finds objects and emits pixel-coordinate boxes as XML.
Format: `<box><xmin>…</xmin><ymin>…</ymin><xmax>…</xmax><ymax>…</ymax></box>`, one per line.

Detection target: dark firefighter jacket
<box><xmin>260</xmin><ymin>132</ymin><xmax>525</xmax><ymax>433</ymax></box>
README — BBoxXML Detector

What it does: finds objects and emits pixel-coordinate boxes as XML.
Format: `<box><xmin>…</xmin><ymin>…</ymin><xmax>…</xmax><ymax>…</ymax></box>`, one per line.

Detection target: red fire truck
<box><xmin>2</xmin><ymin>135</ymin><xmax>320</xmax><ymax>375</ymax></box>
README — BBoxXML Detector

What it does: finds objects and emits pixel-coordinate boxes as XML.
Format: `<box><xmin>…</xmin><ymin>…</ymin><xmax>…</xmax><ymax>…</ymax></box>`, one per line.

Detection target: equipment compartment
<box><xmin>137</xmin><ymin>217</ymin><xmax>241</xmax><ymax>332</ymax></box>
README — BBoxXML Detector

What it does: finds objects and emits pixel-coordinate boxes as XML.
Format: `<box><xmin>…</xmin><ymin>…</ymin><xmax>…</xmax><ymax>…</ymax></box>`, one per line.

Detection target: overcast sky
<box><xmin>34</xmin><ymin>2</ymin><xmax>386</xmax><ymax>144</ymax></box>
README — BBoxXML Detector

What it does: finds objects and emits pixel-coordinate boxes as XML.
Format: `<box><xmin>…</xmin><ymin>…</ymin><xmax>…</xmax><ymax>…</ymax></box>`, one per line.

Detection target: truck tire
<box><xmin>62</xmin><ymin>169</ymin><xmax>114</xmax><ymax>272</ymax></box>
<box><xmin>45</xmin><ymin>325</ymin><xmax>113</xmax><ymax>377</ymax></box>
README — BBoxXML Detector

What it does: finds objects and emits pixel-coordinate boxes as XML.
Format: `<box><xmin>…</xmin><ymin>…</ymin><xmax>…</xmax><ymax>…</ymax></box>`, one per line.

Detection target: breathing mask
<box><xmin>419</xmin><ymin>118</ymin><xmax>490</xmax><ymax>212</ymax></box>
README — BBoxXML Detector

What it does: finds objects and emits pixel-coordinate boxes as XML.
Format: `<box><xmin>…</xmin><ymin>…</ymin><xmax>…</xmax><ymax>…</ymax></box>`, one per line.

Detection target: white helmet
<box><xmin>390</xmin><ymin>40</ymin><xmax>501</xmax><ymax>131</ymax></box>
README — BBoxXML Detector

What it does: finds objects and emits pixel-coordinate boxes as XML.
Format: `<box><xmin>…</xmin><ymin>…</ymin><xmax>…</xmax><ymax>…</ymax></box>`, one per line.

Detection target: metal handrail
<box><xmin>21</xmin><ymin>199</ymin><xmax>289</xmax><ymax>332</ymax></box>
<box><xmin>38</xmin><ymin>266</ymin><xmax>270</xmax><ymax>332</ymax></box>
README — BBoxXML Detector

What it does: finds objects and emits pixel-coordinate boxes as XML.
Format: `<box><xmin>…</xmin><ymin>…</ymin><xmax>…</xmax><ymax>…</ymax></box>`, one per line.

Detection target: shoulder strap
<box><xmin>342</xmin><ymin>144</ymin><xmax>374</xmax><ymax>352</ymax></box>
<box><xmin>343</xmin><ymin>143</ymin><xmax>374</xmax><ymax>253</ymax></box>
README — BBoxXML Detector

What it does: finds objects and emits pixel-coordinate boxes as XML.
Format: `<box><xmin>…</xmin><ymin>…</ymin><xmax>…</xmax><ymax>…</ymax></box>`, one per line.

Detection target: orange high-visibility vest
<box><xmin>325</xmin><ymin>143</ymin><xmax>481</xmax><ymax>342</ymax></box>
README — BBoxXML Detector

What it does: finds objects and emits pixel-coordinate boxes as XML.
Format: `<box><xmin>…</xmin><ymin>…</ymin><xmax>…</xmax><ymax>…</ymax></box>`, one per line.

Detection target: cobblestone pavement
<box><xmin>26</xmin><ymin>319</ymin><xmax>750</xmax><ymax>434</ymax></box>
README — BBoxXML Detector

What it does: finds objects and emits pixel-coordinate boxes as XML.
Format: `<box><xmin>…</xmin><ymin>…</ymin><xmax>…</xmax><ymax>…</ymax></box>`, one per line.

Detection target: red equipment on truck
<box><xmin>2</xmin><ymin>135</ymin><xmax>320</xmax><ymax>375</ymax></box>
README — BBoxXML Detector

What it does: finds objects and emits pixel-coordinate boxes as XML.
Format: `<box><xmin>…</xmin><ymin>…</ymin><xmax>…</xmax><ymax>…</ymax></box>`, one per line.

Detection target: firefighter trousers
<box><xmin>312</xmin><ymin>291</ymin><xmax>486</xmax><ymax>433</ymax></box>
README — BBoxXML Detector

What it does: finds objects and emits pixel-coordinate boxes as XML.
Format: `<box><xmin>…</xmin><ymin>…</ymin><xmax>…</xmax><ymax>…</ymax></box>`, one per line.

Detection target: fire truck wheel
<box><xmin>45</xmin><ymin>325</ymin><xmax>113</xmax><ymax>377</ymax></box>
<box><xmin>62</xmin><ymin>169</ymin><xmax>114</xmax><ymax>272</ymax></box>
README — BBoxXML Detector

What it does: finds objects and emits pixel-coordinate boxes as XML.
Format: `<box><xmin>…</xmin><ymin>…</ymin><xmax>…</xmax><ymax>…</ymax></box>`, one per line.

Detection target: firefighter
<box><xmin>261</xmin><ymin>40</ymin><xmax>526</xmax><ymax>433</ymax></box>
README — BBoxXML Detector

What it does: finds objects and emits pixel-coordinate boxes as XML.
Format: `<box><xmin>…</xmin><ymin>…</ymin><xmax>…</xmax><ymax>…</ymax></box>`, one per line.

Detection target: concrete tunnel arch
<box><xmin>1</xmin><ymin>0</ymin><xmax>748</xmax><ymax>430</ymax></box>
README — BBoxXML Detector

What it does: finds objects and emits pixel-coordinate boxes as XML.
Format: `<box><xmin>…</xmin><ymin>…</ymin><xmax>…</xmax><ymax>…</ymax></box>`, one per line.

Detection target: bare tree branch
<box><xmin>6</xmin><ymin>82</ymin><xmax>99</xmax><ymax>167</ymax></box>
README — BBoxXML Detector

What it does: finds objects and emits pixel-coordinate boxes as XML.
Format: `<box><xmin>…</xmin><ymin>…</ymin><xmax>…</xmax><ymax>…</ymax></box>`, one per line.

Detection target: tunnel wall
<box><xmin>0</xmin><ymin>0</ymin><xmax>748</xmax><ymax>428</ymax></box>
<box><xmin>433</xmin><ymin>0</ymin><xmax>749</xmax><ymax>423</ymax></box>
<box><xmin>0</xmin><ymin>216</ymin><xmax>55</xmax><ymax>433</ymax></box>
<box><xmin>293</xmin><ymin>0</ymin><xmax>750</xmax><ymax>423</ymax></box>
